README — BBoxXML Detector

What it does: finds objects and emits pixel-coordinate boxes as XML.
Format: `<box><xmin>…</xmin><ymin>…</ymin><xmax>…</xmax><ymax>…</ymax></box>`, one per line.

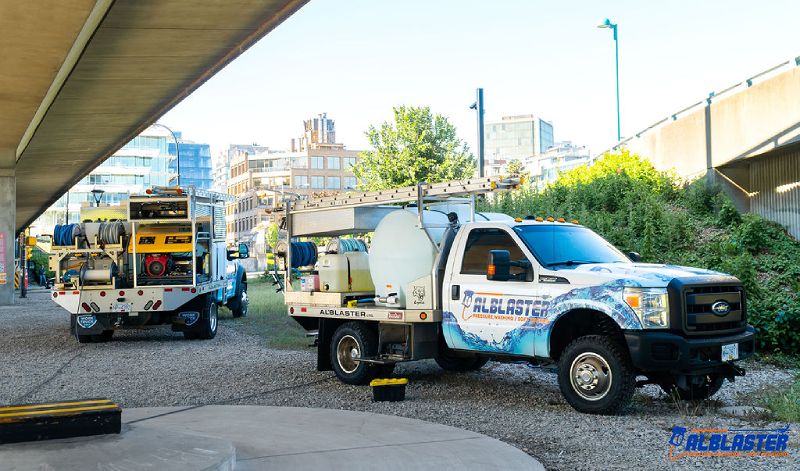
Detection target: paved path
<box><xmin>2</xmin><ymin>405</ymin><xmax>543</xmax><ymax>470</ymax></box>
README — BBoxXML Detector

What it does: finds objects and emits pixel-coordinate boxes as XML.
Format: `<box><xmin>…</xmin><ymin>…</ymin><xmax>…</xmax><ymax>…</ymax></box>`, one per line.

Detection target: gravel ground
<box><xmin>1</xmin><ymin>291</ymin><xmax>798</xmax><ymax>470</ymax></box>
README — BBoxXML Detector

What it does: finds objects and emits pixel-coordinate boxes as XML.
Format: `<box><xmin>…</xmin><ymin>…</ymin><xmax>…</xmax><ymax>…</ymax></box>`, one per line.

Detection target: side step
<box><xmin>0</xmin><ymin>398</ymin><xmax>121</xmax><ymax>444</ymax></box>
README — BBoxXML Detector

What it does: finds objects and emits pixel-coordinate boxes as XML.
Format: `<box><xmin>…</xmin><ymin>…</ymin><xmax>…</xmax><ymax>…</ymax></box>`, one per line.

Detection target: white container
<box><xmin>319</xmin><ymin>252</ymin><xmax>375</xmax><ymax>293</ymax></box>
<box><xmin>370</xmin><ymin>210</ymin><xmax>449</xmax><ymax>308</ymax></box>
<box><xmin>319</xmin><ymin>254</ymin><xmax>349</xmax><ymax>292</ymax></box>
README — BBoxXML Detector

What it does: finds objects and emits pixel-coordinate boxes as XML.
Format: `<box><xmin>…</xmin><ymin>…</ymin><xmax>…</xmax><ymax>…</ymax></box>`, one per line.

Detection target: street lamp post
<box><xmin>151</xmin><ymin>123</ymin><xmax>181</xmax><ymax>187</ymax></box>
<box><xmin>598</xmin><ymin>18</ymin><xmax>621</xmax><ymax>142</ymax></box>
<box><xmin>469</xmin><ymin>88</ymin><xmax>485</xmax><ymax>177</ymax></box>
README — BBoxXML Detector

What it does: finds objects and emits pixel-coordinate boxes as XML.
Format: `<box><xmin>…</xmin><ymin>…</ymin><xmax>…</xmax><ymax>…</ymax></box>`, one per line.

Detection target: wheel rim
<box><xmin>336</xmin><ymin>335</ymin><xmax>361</xmax><ymax>374</ymax></box>
<box><xmin>570</xmin><ymin>352</ymin><xmax>613</xmax><ymax>401</ymax></box>
<box><xmin>240</xmin><ymin>291</ymin><xmax>248</xmax><ymax>314</ymax></box>
<box><xmin>209</xmin><ymin>304</ymin><xmax>218</xmax><ymax>332</ymax></box>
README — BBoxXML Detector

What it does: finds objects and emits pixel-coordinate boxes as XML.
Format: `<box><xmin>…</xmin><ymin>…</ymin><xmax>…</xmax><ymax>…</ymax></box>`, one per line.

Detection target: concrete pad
<box><xmin>124</xmin><ymin>405</ymin><xmax>541</xmax><ymax>470</ymax></box>
<box><xmin>2</xmin><ymin>406</ymin><xmax>541</xmax><ymax>470</ymax></box>
<box><xmin>1</xmin><ymin>423</ymin><xmax>235</xmax><ymax>471</ymax></box>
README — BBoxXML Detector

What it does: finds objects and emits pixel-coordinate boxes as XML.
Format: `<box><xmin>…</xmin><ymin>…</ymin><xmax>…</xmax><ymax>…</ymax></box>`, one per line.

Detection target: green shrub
<box><xmin>482</xmin><ymin>150</ymin><xmax>800</xmax><ymax>353</ymax></box>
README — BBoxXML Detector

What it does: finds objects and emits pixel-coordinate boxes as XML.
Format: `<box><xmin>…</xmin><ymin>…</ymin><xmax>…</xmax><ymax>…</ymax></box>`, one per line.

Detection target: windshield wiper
<box><xmin>544</xmin><ymin>260</ymin><xmax>600</xmax><ymax>267</ymax></box>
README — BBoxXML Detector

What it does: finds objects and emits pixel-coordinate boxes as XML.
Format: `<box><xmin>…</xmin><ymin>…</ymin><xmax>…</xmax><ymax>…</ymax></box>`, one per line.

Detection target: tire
<box><xmin>557</xmin><ymin>335</ymin><xmax>635</xmax><ymax>415</ymax></box>
<box><xmin>231</xmin><ymin>283</ymin><xmax>248</xmax><ymax>318</ymax></box>
<box><xmin>187</xmin><ymin>295</ymin><xmax>218</xmax><ymax>340</ymax></box>
<box><xmin>76</xmin><ymin>334</ymin><xmax>93</xmax><ymax>343</ymax></box>
<box><xmin>660</xmin><ymin>375</ymin><xmax>724</xmax><ymax>401</ymax></box>
<box><xmin>435</xmin><ymin>344</ymin><xmax>489</xmax><ymax>372</ymax></box>
<box><xmin>330</xmin><ymin>322</ymin><xmax>384</xmax><ymax>385</ymax></box>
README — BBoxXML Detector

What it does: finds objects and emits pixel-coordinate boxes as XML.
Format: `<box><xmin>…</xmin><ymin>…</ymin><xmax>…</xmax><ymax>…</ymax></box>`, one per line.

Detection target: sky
<box><xmin>161</xmin><ymin>0</ymin><xmax>800</xmax><ymax>160</ymax></box>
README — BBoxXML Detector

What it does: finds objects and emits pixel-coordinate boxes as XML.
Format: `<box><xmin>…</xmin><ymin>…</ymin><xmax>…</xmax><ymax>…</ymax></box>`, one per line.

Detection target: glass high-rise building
<box><xmin>31</xmin><ymin>126</ymin><xmax>174</xmax><ymax>234</ymax></box>
<box><xmin>484</xmin><ymin>114</ymin><xmax>554</xmax><ymax>176</ymax></box>
<box><xmin>168</xmin><ymin>138</ymin><xmax>213</xmax><ymax>190</ymax></box>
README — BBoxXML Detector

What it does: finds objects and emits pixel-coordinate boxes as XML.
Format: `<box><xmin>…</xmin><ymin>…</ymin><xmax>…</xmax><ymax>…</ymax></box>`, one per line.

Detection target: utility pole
<box><xmin>470</xmin><ymin>88</ymin><xmax>485</xmax><ymax>177</ymax></box>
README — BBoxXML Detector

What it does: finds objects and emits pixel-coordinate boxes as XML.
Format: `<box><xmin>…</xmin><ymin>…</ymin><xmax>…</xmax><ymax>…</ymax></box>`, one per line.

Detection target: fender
<box><xmin>226</xmin><ymin>264</ymin><xmax>246</xmax><ymax>305</ymax></box>
<box><xmin>536</xmin><ymin>279</ymin><xmax>643</xmax><ymax>357</ymax></box>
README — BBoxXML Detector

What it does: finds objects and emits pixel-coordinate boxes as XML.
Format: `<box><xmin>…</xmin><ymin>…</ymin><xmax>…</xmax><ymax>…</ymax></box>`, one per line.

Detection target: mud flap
<box><xmin>317</xmin><ymin>318</ymin><xmax>334</xmax><ymax>371</ymax></box>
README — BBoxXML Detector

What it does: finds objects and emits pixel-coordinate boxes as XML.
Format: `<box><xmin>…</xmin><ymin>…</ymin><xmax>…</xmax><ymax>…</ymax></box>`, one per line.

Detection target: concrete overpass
<box><xmin>616</xmin><ymin>58</ymin><xmax>800</xmax><ymax>239</ymax></box>
<box><xmin>1</xmin><ymin>0</ymin><xmax>308</xmax><ymax>303</ymax></box>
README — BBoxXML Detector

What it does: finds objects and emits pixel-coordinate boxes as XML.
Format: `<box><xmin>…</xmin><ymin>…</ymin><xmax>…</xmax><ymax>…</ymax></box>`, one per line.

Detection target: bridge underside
<box><xmin>4</xmin><ymin>0</ymin><xmax>306</xmax><ymax>231</ymax></box>
<box><xmin>0</xmin><ymin>0</ymin><xmax>307</xmax><ymax>303</ymax></box>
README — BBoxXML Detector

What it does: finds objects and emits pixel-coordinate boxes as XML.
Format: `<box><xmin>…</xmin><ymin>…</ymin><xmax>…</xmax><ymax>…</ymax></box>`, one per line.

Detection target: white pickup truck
<box><xmin>278</xmin><ymin>178</ymin><xmax>755</xmax><ymax>414</ymax></box>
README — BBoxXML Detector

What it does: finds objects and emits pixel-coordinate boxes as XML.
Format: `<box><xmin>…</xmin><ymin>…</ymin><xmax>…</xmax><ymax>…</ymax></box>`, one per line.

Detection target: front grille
<box><xmin>682</xmin><ymin>286</ymin><xmax>747</xmax><ymax>335</ymax></box>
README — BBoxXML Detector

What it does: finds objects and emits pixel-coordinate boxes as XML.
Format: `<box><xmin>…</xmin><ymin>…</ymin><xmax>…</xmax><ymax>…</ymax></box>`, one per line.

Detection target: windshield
<box><xmin>513</xmin><ymin>225</ymin><xmax>630</xmax><ymax>268</ymax></box>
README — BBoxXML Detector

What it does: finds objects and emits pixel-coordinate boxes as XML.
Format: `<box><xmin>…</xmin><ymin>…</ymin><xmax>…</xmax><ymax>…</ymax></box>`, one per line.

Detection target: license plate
<box><xmin>722</xmin><ymin>343</ymin><xmax>738</xmax><ymax>361</ymax></box>
<box><xmin>112</xmin><ymin>302</ymin><xmax>131</xmax><ymax>313</ymax></box>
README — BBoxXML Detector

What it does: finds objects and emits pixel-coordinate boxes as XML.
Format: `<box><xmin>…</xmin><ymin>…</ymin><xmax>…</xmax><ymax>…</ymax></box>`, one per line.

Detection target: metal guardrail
<box><xmin>599</xmin><ymin>55</ymin><xmax>800</xmax><ymax>156</ymax></box>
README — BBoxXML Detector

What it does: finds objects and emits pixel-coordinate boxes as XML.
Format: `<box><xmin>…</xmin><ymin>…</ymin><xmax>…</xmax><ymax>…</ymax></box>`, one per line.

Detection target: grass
<box><xmin>763</xmin><ymin>374</ymin><xmax>800</xmax><ymax>423</ymax></box>
<box><xmin>221</xmin><ymin>275</ymin><xmax>308</xmax><ymax>349</ymax></box>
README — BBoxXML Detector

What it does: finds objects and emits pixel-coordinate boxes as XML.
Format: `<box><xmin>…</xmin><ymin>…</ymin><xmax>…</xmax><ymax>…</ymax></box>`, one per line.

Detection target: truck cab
<box><xmin>440</xmin><ymin>219</ymin><xmax>755</xmax><ymax>413</ymax></box>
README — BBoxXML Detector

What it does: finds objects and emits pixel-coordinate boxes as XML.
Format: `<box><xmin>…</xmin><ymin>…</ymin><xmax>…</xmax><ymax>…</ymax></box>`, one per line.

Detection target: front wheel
<box><xmin>231</xmin><ymin>285</ymin><xmax>248</xmax><ymax>318</ymax></box>
<box><xmin>660</xmin><ymin>375</ymin><xmax>724</xmax><ymax>401</ymax></box>
<box><xmin>557</xmin><ymin>335</ymin><xmax>635</xmax><ymax>415</ymax></box>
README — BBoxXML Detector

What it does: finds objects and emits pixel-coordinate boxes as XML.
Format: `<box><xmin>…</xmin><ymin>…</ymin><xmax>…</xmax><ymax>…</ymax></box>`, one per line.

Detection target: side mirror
<box><xmin>487</xmin><ymin>250</ymin><xmax>512</xmax><ymax>281</ymax></box>
<box><xmin>227</xmin><ymin>243</ymin><xmax>250</xmax><ymax>260</ymax></box>
<box><xmin>627</xmin><ymin>251</ymin><xmax>641</xmax><ymax>262</ymax></box>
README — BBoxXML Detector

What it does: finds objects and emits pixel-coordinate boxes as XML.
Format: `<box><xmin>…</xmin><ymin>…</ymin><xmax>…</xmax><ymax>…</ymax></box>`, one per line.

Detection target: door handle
<box><xmin>451</xmin><ymin>284</ymin><xmax>460</xmax><ymax>300</ymax></box>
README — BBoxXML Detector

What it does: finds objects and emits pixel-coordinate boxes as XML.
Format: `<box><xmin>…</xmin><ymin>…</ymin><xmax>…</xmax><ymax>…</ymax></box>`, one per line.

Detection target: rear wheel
<box><xmin>183</xmin><ymin>295</ymin><xmax>217</xmax><ymax>340</ymax></box>
<box><xmin>330</xmin><ymin>322</ymin><xmax>385</xmax><ymax>385</ymax></box>
<box><xmin>557</xmin><ymin>335</ymin><xmax>635</xmax><ymax>415</ymax></box>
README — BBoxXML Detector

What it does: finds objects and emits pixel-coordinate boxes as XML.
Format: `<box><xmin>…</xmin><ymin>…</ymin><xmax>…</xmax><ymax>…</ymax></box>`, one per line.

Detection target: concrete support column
<box><xmin>0</xmin><ymin>169</ymin><xmax>15</xmax><ymax>306</ymax></box>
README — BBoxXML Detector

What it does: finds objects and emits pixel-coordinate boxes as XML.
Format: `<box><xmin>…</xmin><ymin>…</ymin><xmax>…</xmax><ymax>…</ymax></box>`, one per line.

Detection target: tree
<box><xmin>506</xmin><ymin>159</ymin><xmax>526</xmax><ymax>177</ymax></box>
<box><xmin>352</xmin><ymin>106</ymin><xmax>476</xmax><ymax>190</ymax></box>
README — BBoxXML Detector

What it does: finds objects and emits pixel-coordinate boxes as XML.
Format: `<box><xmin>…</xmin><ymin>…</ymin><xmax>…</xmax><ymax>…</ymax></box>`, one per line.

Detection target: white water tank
<box><xmin>370</xmin><ymin>206</ymin><xmax>515</xmax><ymax>308</ymax></box>
<box><xmin>370</xmin><ymin>210</ymin><xmax>449</xmax><ymax>308</ymax></box>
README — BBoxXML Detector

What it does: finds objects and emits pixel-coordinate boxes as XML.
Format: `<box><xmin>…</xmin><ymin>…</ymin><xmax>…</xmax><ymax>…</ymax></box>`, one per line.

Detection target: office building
<box><xmin>214</xmin><ymin>143</ymin><xmax>270</xmax><ymax>193</ymax></box>
<box><xmin>531</xmin><ymin>141</ymin><xmax>593</xmax><ymax>188</ymax></box>
<box><xmin>484</xmin><ymin>114</ymin><xmax>554</xmax><ymax>176</ymax></box>
<box><xmin>168</xmin><ymin>135</ymin><xmax>213</xmax><ymax>190</ymax></box>
<box><xmin>226</xmin><ymin>114</ymin><xmax>361</xmax><ymax>249</ymax></box>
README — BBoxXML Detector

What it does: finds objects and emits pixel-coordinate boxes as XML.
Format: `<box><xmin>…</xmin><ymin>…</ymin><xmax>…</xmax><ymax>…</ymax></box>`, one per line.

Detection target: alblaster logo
<box><xmin>668</xmin><ymin>424</ymin><xmax>790</xmax><ymax>461</ymax></box>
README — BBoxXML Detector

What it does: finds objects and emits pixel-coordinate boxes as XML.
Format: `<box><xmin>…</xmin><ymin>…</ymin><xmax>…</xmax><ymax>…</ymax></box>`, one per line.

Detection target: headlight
<box><xmin>623</xmin><ymin>287</ymin><xmax>669</xmax><ymax>328</ymax></box>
